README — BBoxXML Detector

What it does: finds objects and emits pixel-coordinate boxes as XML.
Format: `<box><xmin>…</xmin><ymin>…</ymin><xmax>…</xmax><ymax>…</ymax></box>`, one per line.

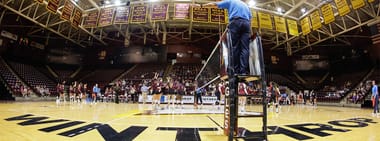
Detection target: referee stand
<box><xmin>223</xmin><ymin>29</ymin><xmax>268</xmax><ymax>141</ymax></box>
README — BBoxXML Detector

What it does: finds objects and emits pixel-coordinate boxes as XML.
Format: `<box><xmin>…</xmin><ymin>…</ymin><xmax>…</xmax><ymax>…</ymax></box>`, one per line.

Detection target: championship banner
<box><xmin>192</xmin><ymin>7</ymin><xmax>209</xmax><ymax>23</ymax></box>
<box><xmin>351</xmin><ymin>0</ymin><xmax>365</xmax><ymax>9</ymax></box>
<box><xmin>98</xmin><ymin>7</ymin><xmax>115</xmax><ymax>27</ymax></box>
<box><xmin>174</xmin><ymin>3</ymin><xmax>190</xmax><ymax>20</ymax></box>
<box><xmin>72</xmin><ymin>8</ymin><xmax>82</xmax><ymax>29</ymax></box>
<box><xmin>251</xmin><ymin>10</ymin><xmax>258</xmax><ymax>28</ymax></box>
<box><xmin>61</xmin><ymin>0</ymin><xmax>74</xmax><ymax>21</ymax></box>
<box><xmin>321</xmin><ymin>4</ymin><xmax>335</xmax><ymax>24</ymax></box>
<box><xmin>310</xmin><ymin>10</ymin><xmax>322</xmax><ymax>31</ymax></box>
<box><xmin>114</xmin><ymin>7</ymin><xmax>130</xmax><ymax>24</ymax></box>
<box><xmin>47</xmin><ymin>0</ymin><xmax>60</xmax><ymax>13</ymax></box>
<box><xmin>210</xmin><ymin>8</ymin><xmax>227</xmax><ymax>24</ymax></box>
<box><xmin>258</xmin><ymin>12</ymin><xmax>272</xmax><ymax>30</ymax></box>
<box><xmin>287</xmin><ymin>19</ymin><xmax>299</xmax><ymax>36</ymax></box>
<box><xmin>274</xmin><ymin>16</ymin><xmax>286</xmax><ymax>33</ymax></box>
<box><xmin>83</xmin><ymin>11</ymin><xmax>99</xmax><ymax>28</ymax></box>
<box><xmin>334</xmin><ymin>0</ymin><xmax>351</xmax><ymax>16</ymax></box>
<box><xmin>131</xmin><ymin>5</ymin><xmax>147</xmax><ymax>23</ymax></box>
<box><xmin>151</xmin><ymin>4</ymin><xmax>168</xmax><ymax>21</ymax></box>
<box><xmin>35</xmin><ymin>0</ymin><xmax>43</xmax><ymax>3</ymax></box>
<box><xmin>301</xmin><ymin>17</ymin><xmax>311</xmax><ymax>35</ymax></box>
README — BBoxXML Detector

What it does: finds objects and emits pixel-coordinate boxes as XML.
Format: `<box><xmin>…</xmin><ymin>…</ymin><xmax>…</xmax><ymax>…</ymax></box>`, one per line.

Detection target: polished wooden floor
<box><xmin>0</xmin><ymin>101</ymin><xmax>379</xmax><ymax>141</ymax></box>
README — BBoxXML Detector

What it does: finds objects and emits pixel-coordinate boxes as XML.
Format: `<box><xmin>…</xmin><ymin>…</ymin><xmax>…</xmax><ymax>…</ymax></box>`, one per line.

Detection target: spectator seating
<box><xmin>8</xmin><ymin>61</ymin><xmax>57</xmax><ymax>96</ymax></box>
<box><xmin>0</xmin><ymin>58</ymin><xmax>28</xmax><ymax>96</ymax></box>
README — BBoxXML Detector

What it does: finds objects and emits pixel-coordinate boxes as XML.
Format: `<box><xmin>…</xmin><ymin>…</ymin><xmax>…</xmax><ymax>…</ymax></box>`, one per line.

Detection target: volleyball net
<box><xmin>195</xmin><ymin>29</ymin><xmax>264</xmax><ymax>89</ymax></box>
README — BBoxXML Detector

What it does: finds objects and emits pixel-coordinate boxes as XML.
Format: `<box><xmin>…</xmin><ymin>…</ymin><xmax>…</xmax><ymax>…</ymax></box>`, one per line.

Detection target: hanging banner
<box><xmin>274</xmin><ymin>16</ymin><xmax>286</xmax><ymax>33</ymax></box>
<box><xmin>334</xmin><ymin>0</ymin><xmax>351</xmax><ymax>16</ymax></box>
<box><xmin>192</xmin><ymin>7</ymin><xmax>209</xmax><ymax>23</ymax></box>
<box><xmin>251</xmin><ymin>10</ymin><xmax>258</xmax><ymax>28</ymax></box>
<box><xmin>114</xmin><ymin>7</ymin><xmax>130</xmax><ymax>24</ymax></box>
<box><xmin>72</xmin><ymin>8</ymin><xmax>82</xmax><ymax>29</ymax></box>
<box><xmin>47</xmin><ymin>0</ymin><xmax>60</xmax><ymax>13</ymax></box>
<box><xmin>310</xmin><ymin>10</ymin><xmax>322</xmax><ymax>31</ymax></box>
<box><xmin>287</xmin><ymin>19</ymin><xmax>298</xmax><ymax>36</ymax></box>
<box><xmin>301</xmin><ymin>17</ymin><xmax>311</xmax><ymax>35</ymax></box>
<box><xmin>83</xmin><ymin>11</ymin><xmax>99</xmax><ymax>28</ymax></box>
<box><xmin>351</xmin><ymin>0</ymin><xmax>365</xmax><ymax>9</ymax></box>
<box><xmin>258</xmin><ymin>12</ymin><xmax>272</xmax><ymax>30</ymax></box>
<box><xmin>151</xmin><ymin>4</ymin><xmax>169</xmax><ymax>21</ymax></box>
<box><xmin>35</xmin><ymin>0</ymin><xmax>43</xmax><ymax>3</ymax></box>
<box><xmin>61</xmin><ymin>0</ymin><xmax>74</xmax><ymax>21</ymax></box>
<box><xmin>174</xmin><ymin>3</ymin><xmax>190</xmax><ymax>20</ymax></box>
<box><xmin>368</xmin><ymin>0</ymin><xmax>375</xmax><ymax>3</ymax></box>
<box><xmin>131</xmin><ymin>5</ymin><xmax>147</xmax><ymax>23</ymax></box>
<box><xmin>210</xmin><ymin>8</ymin><xmax>227</xmax><ymax>24</ymax></box>
<box><xmin>98</xmin><ymin>7</ymin><xmax>115</xmax><ymax>27</ymax></box>
<box><xmin>321</xmin><ymin>4</ymin><xmax>335</xmax><ymax>24</ymax></box>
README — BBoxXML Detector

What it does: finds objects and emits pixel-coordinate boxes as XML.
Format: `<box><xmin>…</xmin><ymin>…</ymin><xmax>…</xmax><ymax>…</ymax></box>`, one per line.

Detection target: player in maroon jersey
<box><xmin>238</xmin><ymin>82</ymin><xmax>248</xmax><ymax>112</ymax></box>
<box><xmin>175</xmin><ymin>80</ymin><xmax>185</xmax><ymax>109</ymax></box>
<box><xmin>166</xmin><ymin>78</ymin><xmax>176</xmax><ymax>109</ymax></box>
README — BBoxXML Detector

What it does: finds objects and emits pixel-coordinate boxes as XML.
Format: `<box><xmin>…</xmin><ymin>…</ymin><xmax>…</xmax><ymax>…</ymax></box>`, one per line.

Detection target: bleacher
<box><xmin>79</xmin><ymin>68</ymin><xmax>129</xmax><ymax>89</ymax></box>
<box><xmin>171</xmin><ymin>63</ymin><xmax>202</xmax><ymax>94</ymax></box>
<box><xmin>171</xmin><ymin>63</ymin><xmax>201</xmax><ymax>80</ymax></box>
<box><xmin>49</xmin><ymin>64</ymin><xmax>78</xmax><ymax>83</ymax></box>
<box><xmin>268</xmin><ymin>73</ymin><xmax>303</xmax><ymax>92</ymax></box>
<box><xmin>7</xmin><ymin>61</ymin><xmax>57</xmax><ymax>96</ymax></box>
<box><xmin>0</xmin><ymin>58</ymin><xmax>28</xmax><ymax>96</ymax></box>
<box><xmin>317</xmin><ymin>67</ymin><xmax>370</xmax><ymax>103</ymax></box>
<box><xmin>124</xmin><ymin>63</ymin><xmax>167</xmax><ymax>80</ymax></box>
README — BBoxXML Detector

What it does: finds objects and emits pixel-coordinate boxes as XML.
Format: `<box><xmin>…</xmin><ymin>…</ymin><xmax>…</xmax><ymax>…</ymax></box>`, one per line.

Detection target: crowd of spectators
<box><xmin>347</xmin><ymin>80</ymin><xmax>373</xmax><ymax>104</ymax></box>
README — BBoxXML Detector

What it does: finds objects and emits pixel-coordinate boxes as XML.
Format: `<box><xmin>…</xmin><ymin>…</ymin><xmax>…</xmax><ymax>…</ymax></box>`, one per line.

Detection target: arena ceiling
<box><xmin>0</xmin><ymin>0</ymin><xmax>379</xmax><ymax>55</ymax></box>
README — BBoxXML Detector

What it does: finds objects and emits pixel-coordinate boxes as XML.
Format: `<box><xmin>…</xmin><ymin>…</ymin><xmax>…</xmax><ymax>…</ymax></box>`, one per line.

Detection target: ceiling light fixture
<box><xmin>248</xmin><ymin>0</ymin><xmax>256</xmax><ymax>7</ymax></box>
<box><xmin>114</xmin><ymin>0</ymin><xmax>121</xmax><ymax>5</ymax></box>
<box><xmin>105</xmin><ymin>0</ymin><xmax>110</xmax><ymax>4</ymax></box>
<box><xmin>277</xmin><ymin>7</ymin><xmax>283</xmax><ymax>13</ymax></box>
<box><xmin>301</xmin><ymin>8</ymin><xmax>306</xmax><ymax>13</ymax></box>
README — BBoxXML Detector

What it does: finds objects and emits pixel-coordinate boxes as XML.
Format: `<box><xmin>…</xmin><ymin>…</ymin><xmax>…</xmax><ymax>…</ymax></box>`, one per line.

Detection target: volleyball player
<box><xmin>194</xmin><ymin>83</ymin><xmax>203</xmax><ymax>109</ymax></box>
<box><xmin>83</xmin><ymin>83</ymin><xmax>88</xmax><ymax>104</ymax></box>
<box><xmin>268</xmin><ymin>82</ymin><xmax>279</xmax><ymax>113</ymax></box>
<box><xmin>92</xmin><ymin>84</ymin><xmax>100</xmax><ymax>103</ymax></box>
<box><xmin>167</xmin><ymin>78</ymin><xmax>176</xmax><ymax>109</ymax></box>
<box><xmin>162</xmin><ymin>80</ymin><xmax>169</xmax><ymax>109</ymax></box>
<box><xmin>176</xmin><ymin>80</ymin><xmax>185</xmax><ymax>109</ymax></box>
<box><xmin>238</xmin><ymin>82</ymin><xmax>249</xmax><ymax>112</ymax></box>
<box><xmin>56</xmin><ymin>82</ymin><xmax>64</xmax><ymax>103</ymax></box>
<box><xmin>152</xmin><ymin>78</ymin><xmax>162</xmax><ymax>110</ymax></box>
<box><xmin>310</xmin><ymin>90</ymin><xmax>317</xmax><ymax>107</ymax></box>
<box><xmin>69</xmin><ymin>85</ymin><xmax>74</xmax><ymax>103</ymax></box>
<box><xmin>76</xmin><ymin>83</ymin><xmax>83</xmax><ymax>103</ymax></box>
<box><xmin>214</xmin><ymin>82</ymin><xmax>223</xmax><ymax>110</ymax></box>
<box><xmin>56</xmin><ymin>82</ymin><xmax>63</xmax><ymax>104</ymax></box>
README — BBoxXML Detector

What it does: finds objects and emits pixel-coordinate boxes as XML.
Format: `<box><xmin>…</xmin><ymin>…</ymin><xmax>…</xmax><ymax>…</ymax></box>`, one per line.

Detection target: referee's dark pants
<box><xmin>374</xmin><ymin>96</ymin><xmax>379</xmax><ymax>113</ymax></box>
<box><xmin>229</xmin><ymin>17</ymin><xmax>251</xmax><ymax>75</ymax></box>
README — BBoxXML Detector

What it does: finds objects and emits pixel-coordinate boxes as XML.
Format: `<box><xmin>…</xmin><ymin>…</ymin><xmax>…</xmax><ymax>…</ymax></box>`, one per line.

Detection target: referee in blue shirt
<box><xmin>201</xmin><ymin>0</ymin><xmax>252</xmax><ymax>75</ymax></box>
<box><xmin>372</xmin><ymin>80</ymin><xmax>379</xmax><ymax>115</ymax></box>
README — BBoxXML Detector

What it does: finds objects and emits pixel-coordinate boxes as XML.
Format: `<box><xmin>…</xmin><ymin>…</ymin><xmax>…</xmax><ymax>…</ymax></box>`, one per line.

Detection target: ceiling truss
<box><xmin>0</xmin><ymin>0</ymin><xmax>378</xmax><ymax>55</ymax></box>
